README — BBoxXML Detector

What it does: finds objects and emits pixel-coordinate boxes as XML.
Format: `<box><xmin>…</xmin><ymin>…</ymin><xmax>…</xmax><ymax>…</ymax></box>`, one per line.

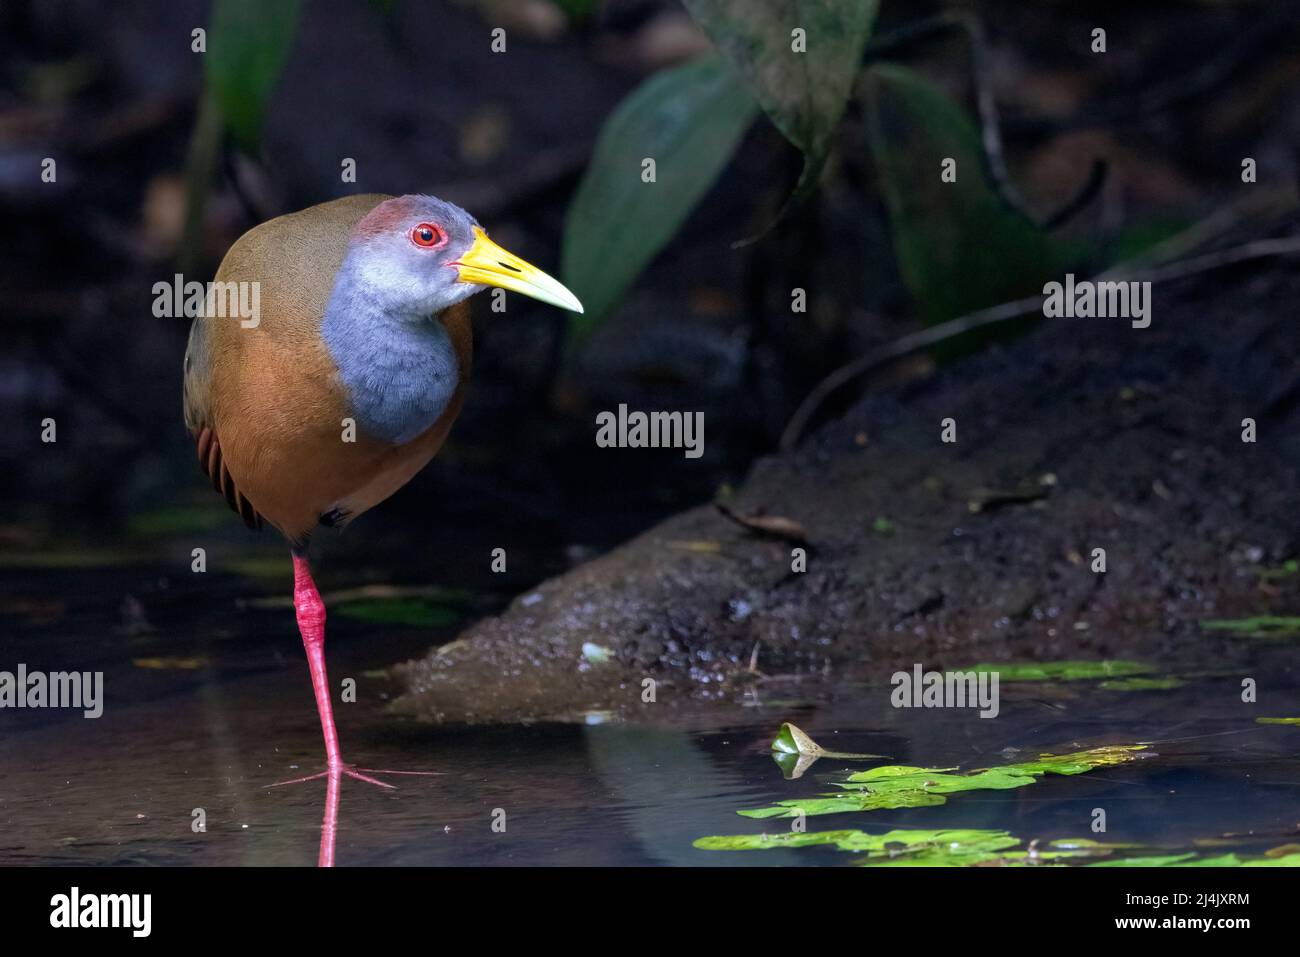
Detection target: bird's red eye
<box><xmin>411</xmin><ymin>223</ymin><xmax>445</xmax><ymax>248</ymax></box>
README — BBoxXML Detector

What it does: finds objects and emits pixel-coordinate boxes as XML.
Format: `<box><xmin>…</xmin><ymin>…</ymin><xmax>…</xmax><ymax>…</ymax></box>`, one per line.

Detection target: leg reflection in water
<box><xmin>319</xmin><ymin>766</ymin><xmax>341</xmax><ymax>867</ymax></box>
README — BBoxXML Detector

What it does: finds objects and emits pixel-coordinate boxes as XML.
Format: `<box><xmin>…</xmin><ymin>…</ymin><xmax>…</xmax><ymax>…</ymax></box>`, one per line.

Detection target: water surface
<box><xmin>3</xmin><ymin>561</ymin><xmax>1299</xmax><ymax>866</ymax></box>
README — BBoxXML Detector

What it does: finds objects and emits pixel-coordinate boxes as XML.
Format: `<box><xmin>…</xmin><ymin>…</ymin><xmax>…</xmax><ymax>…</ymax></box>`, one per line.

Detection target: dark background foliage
<box><xmin>1</xmin><ymin>0</ymin><xmax>1297</xmax><ymax>590</ymax></box>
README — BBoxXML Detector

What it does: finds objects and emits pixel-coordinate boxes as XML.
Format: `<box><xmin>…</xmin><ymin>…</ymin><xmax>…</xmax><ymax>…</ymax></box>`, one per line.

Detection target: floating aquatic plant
<box><xmin>1098</xmin><ymin>676</ymin><xmax>1186</xmax><ymax>691</ymax></box>
<box><xmin>737</xmin><ymin>744</ymin><xmax>1150</xmax><ymax>820</ymax></box>
<box><xmin>964</xmin><ymin>660</ymin><xmax>1153</xmax><ymax>682</ymax></box>
<box><xmin>334</xmin><ymin>598</ymin><xmax>461</xmax><ymax>628</ymax></box>
<box><xmin>1200</xmin><ymin>616</ymin><xmax>1300</xmax><ymax>640</ymax></box>
<box><xmin>693</xmin><ymin>827</ymin><xmax>1300</xmax><ymax>867</ymax></box>
<box><xmin>768</xmin><ymin>722</ymin><xmax>885</xmax><ymax>779</ymax></box>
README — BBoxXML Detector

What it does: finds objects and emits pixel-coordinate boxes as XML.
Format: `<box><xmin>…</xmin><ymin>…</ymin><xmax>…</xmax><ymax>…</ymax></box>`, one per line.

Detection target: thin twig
<box><xmin>1118</xmin><ymin>187</ymin><xmax>1297</xmax><ymax>271</ymax></box>
<box><xmin>863</xmin><ymin>10</ymin><xmax>1105</xmax><ymax>230</ymax></box>
<box><xmin>779</xmin><ymin>294</ymin><xmax>1040</xmax><ymax>452</ymax></box>
<box><xmin>779</xmin><ymin>234</ymin><xmax>1300</xmax><ymax>452</ymax></box>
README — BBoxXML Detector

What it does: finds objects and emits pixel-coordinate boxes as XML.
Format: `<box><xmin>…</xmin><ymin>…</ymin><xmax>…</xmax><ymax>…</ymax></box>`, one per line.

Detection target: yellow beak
<box><xmin>452</xmin><ymin>226</ymin><xmax>584</xmax><ymax>313</ymax></box>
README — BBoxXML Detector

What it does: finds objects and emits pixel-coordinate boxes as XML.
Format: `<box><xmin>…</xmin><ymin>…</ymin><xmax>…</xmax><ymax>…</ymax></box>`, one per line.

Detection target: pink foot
<box><xmin>266</xmin><ymin>765</ymin><xmax>442</xmax><ymax>790</ymax></box>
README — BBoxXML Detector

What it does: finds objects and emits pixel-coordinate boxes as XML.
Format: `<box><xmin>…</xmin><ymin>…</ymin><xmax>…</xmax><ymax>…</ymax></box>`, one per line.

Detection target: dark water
<box><xmin>3</xmin><ymin>560</ymin><xmax>1299</xmax><ymax>867</ymax></box>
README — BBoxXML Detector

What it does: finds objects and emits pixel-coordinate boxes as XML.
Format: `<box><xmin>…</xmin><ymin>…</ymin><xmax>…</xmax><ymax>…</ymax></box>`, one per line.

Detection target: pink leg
<box><xmin>267</xmin><ymin>553</ymin><xmax>440</xmax><ymax>791</ymax></box>
<box><xmin>293</xmin><ymin>552</ymin><xmax>342</xmax><ymax>766</ymax></box>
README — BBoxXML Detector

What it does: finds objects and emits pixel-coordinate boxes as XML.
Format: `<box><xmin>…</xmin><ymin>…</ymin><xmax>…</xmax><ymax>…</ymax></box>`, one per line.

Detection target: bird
<box><xmin>182</xmin><ymin>193</ymin><xmax>583</xmax><ymax>788</ymax></box>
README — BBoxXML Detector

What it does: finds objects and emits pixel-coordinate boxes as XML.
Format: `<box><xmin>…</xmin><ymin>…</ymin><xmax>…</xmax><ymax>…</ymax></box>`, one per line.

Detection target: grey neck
<box><xmin>321</xmin><ymin>267</ymin><xmax>460</xmax><ymax>446</ymax></box>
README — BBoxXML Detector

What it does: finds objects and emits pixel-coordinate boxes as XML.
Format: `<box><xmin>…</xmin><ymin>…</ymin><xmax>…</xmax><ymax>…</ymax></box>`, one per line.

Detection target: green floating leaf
<box><xmin>695</xmin><ymin>828</ymin><xmax>871</xmax><ymax>852</ymax></box>
<box><xmin>739</xmin><ymin>790</ymin><xmax>946</xmax><ymax>819</ymax></box>
<box><xmin>772</xmin><ymin>721</ymin><xmax>819</xmax><ymax>755</ymax></box>
<box><xmin>1200</xmin><ymin>616</ymin><xmax>1300</xmax><ymax>640</ymax></box>
<box><xmin>1099</xmin><ymin>677</ymin><xmax>1186</xmax><ymax>692</ymax></box>
<box><xmin>562</xmin><ymin>55</ymin><xmax>758</xmax><ymax>331</ymax></box>
<box><xmin>1258</xmin><ymin>559</ymin><xmax>1299</xmax><ymax>579</ymax></box>
<box><xmin>1089</xmin><ymin>852</ymin><xmax>1300</xmax><ymax>868</ymax></box>
<box><xmin>862</xmin><ymin>63</ymin><xmax>1062</xmax><ymax>326</ymax></box>
<box><xmin>696</xmin><ymin>826</ymin><xmax>1300</xmax><ymax>866</ymax></box>
<box><xmin>1088</xmin><ymin>853</ymin><xmax>1200</xmax><ymax>868</ymax></box>
<box><xmin>0</xmin><ymin>549</ymin><xmax>140</xmax><ymax>570</ymax></box>
<box><xmin>681</xmin><ymin>0</ymin><xmax>879</xmax><ymax>205</ymax></box>
<box><xmin>128</xmin><ymin>504</ymin><xmax>228</xmax><ymax>538</ymax></box>
<box><xmin>696</xmin><ymin>828</ymin><xmax>1139</xmax><ymax>866</ymax></box>
<box><xmin>739</xmin><ymin>744</ymin><xmax>1148</xmax><ymax>820</ymax></box>
<box><xmin>967</xmin><ymin>660</ymin><xmax>1154</xmax><ymax>682</ymax></box>
<box><xmin>206</xmin><ymin>0</ymin><xmax>303</xmax><ymax>150</ymax></box>
<box><xmin>769</xmin><ymin>722</ymin><xmax>883</xmax><ymax>781</ymax></box>
<box><xmin>335</xmin><ymin>598</ymin><xmax>460</xmax><ymax>629</ymax></box>
<box><xmin>771</xmin><ymin>751</ymin><xmax>818</xmax><ymax>780</ymax></box>
<box><xmin>227</xmin><ymin>556</ymin><xmax>296</xmax><ymax>580</ymax></box>
<box><xmin>1257</xmin><ymin>717</ymin><xmax>1300</xmax><ymax>726</ymax></box>
<box><xmin>695</xmin><ymin>827</ymin><xmax>1019</xmax><ymax>861</ymax></box>
<box><xmin>1003</xmin><ymin>745</ymin><xmax>1150</xmax><ymax>776</ymax></box>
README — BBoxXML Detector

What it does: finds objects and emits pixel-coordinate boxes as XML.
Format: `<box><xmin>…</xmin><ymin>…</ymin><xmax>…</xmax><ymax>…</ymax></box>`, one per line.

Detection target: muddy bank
<box><xmin>394</xmin><ymin>229</ymin><xmax>1300</xmax><ymax>723</ymax></box>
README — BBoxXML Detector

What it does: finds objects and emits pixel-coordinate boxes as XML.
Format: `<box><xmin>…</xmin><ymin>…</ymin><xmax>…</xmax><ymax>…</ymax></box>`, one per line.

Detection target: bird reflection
<box><xmin>319</xmin><ymin>766</ymin><xmax>341</xmax><ymax>867</ymax></box>
<box><xmin>296</xmin><ymin>766</ymin><xmax>439</xmax><ymax>867</ymax></box>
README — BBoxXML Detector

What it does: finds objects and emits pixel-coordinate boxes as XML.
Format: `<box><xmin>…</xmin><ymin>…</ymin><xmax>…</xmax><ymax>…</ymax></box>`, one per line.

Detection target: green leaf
<box><xmin>965</xmin><ymin>660</ymin><xmax>1154</xmax><ymax>682</ymax></box>
<box><xmin>551</xmin><ymin>0</ymin><xmax>598</xmax><ymax>24</ymax></box>
<box><xmin>695</xmin><ymin>826</ymin><xmax>1300</xmax><ymax>866</ymax></box>
<box><xmin>1089</xmin><ymin>854</ymin><xmax>1201</xmax><ymax>868</ymax></box>
<box><xmin>1200</xmin><ymin>616</ymin><xmax>1300</xmax><ymax>640</ymax></box>
<box><xmin>772</xmin><ymin>721</ymin><xmax>819</xmax><ymax>754</ymax></box>
<box><xmin>179</xmin><ymin>87</ymin><xmax>224</xmax><ymax>275</ymax></box>
<box><xmin>562</xmin><ymin>55</ymin><xmax>757</xmax><ymax>332</ymax></box>
<box><xmin>738</xmin><ymin>744</ymin><xmax>1149</xmax><ymax>819</ymax></box>
<box><xmin>862</xmin><ymin>63</ymin><xmax>1061</xmax><ymax>326</ymax></box>
<box><xmin>127</xmin><ymin>504</ymin><xmax>227</xmax><ymax>538</ymax></box>
<box><xmin>1258</xmin><ymin>559</ymin><xmax>1299</xmax><ymax>579</ymax></box>
<box><xmin>681</xmin><ymin>0</ymin><xmax>879</xmax><ymax>204</ymax></box>
<box><xmin>769</xmin><ymin>722</ymin><xmax>883</xmax><ymax>781</ymax></box>
<box><xmin>771</xmin><ymin>751</ymin><xmax>818</xmax><ymax>780</ymax></box>
<box><xmin>694</xmin><ymin>828</ymin><xmax>873</xmax><ymax>851</ymax></box>
<box><xmin>226</xmin><ymin>556</ymin><xmax>296</xmax><ymax>580</ymax></box>
<box><xmin>840</xmin><ymin>766</ymin><xmax>1035</xmax><ymax>791</ymax></box>
<box><xmin>1004</xmin><ymin>745</ymin><xmax>1150</xmax><ymax>776</ymax></box>
<box><xmin>695</xmin><ymin>827</ymin><xmax>1020</xmax><ymax>863</ymax></box>
<box><xmin>737</xmin><ymin>790</ymin><xmax>946</xmax><ymax>819</ymax></box>
<box><xmin>696</xmin><ymin>828</ymin><xmax>1140</xmax><ymax>865</ymax></box>
<box><xmin>206</xmin><ymin>0</ymin><xmax>303</xmax><ymax>150</ymax></box>
<box><xmin>335</xmin><ymin>598</ymin><xmax>461</xmax><ymax>629</ymax></box>
<box><xmin>1243</xmin><ymin>853</ymin><xmax>1300</xmax><ymax>866</ymax></box>
<box><xmin>1099</xmin><ymin>676</ymin><xmax>1186</xmax><ymax>691</ymax></box>
<box><xmin>1257</xmin><ymin>717</ymin><xmax>1300</xmax><ymax>726</ymax></box>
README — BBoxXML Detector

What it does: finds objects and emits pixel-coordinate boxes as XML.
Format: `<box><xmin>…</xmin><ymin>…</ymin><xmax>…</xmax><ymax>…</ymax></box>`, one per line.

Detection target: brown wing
<box><xmin>183</xmin><ymin>311</ymin><xmax>263</xmax><ymax>531</ymax></box>
<box><xmin>193</xmin><ymin>426</ymin><xmax>263</xmax><ymax>530</ymax></box>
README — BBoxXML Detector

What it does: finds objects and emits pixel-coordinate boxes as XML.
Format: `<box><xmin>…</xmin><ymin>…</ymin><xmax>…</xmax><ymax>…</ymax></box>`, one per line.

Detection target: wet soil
<box><xmin>396</xmin><ymin>222</ymin><xmax>1300</xmax><ymax>723</ymax></box>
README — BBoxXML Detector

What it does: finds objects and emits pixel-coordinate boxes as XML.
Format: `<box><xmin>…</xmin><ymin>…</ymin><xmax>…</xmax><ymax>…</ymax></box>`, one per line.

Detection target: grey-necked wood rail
<box><xmin>182</xmin><ymin>193</ymin><xmax>582</xmax><ymax>787</ymax></box>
